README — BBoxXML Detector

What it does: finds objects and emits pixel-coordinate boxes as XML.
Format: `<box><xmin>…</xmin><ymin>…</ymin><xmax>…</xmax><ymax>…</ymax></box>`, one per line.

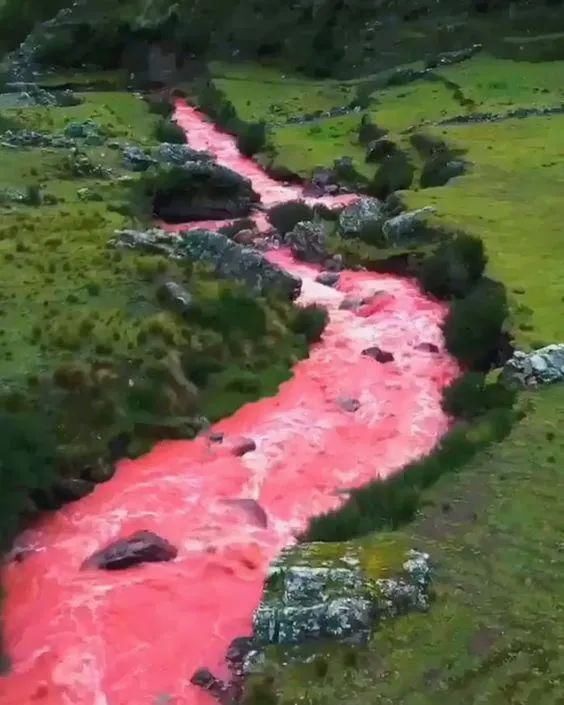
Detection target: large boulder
<box><xmin>253</xmin><ymin>544</ymin><xmax>431</xmax><ymax>645</ymax></box>
<box><xmin>285</xmin><ymin>221</ymin><xmax>327</xmax><ymax>263</ymax></box>
<box><xmin>381</xmin><ymin>206</ymin><xmax>436</xmax><ymax>248</ymax></box>
<box><xmin>122</xmin><ymin>144</ymin><xmax>157</xmax><ymax>171</ymax></box>
<box><xmin>338</xmin><ymin>197</ymin><xmax>385</xmax><ymax>239</ymax></box>
<box><xmin>154</xmin><ymin>143</ymin><xmax>213</xmax><ymax>165</ymax></box>
<box><xmin>152</xmin><ymin>162</ymin><xmax>260</xmax><ymax>222</ymax></box>
<box><xmin>83</xmin><ymin>530</ymin><xmax>178</xmax><ymax>570</ymax></box>
<box><xmin>112</xmin><ymin>228</ymin><xmax>302</xmax><ymax>300</ymax></box>
<box><xmin>503</xmin><ymin>344</ymin><xmax>564</xmax><ymax>387</ymax></box>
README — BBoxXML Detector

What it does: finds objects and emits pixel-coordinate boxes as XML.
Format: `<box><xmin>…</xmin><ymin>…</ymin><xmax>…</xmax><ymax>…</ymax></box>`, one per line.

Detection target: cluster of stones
<box><xmin>253</xmin><ymin>546</ymin><xmax>432</xmax><ymax>645</ymax></box>
<box><xmin>503</xmin><ymin>344</ymin><xmax>564</xmax><ymax>387</ymax></box>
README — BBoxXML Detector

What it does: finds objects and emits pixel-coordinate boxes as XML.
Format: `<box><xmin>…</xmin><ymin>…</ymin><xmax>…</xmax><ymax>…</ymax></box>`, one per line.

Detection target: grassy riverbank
<box><xmin>0</xmin><ymin>87</ymin><xmax>318</xmax><ymax>542</ymax></box>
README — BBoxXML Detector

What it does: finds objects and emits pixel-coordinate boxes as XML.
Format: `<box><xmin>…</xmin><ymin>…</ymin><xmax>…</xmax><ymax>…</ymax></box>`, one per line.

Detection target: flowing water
<box><xmin>0</xmin><ymin>101</ymin><xmax>458</xmax><ymax>705</ymax></box>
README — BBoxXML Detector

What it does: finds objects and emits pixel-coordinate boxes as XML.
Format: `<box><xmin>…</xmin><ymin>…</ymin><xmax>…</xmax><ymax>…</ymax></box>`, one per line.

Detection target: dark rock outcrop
<box><xmin>155</xmin><ymin>143</ymin><xmax>212</xmax><ymax>165</ymax></box>
<box><xmin>190</xmin><ymin>668</ymin><xmax>227</xmax><ymax>702</ymax></box>
<box><xmin>157</xmin><ymin>281</ymin><xmax>195</xmax><ymax>317</ymax></box>
<box><xmin>381</xmin><ymin>207</ymin><xmax>436</xmax><ymax>248</ymax></box>
<box><xmin>152</xmin><ymin>162</ymin><xmax>260</xmax><ymax>223</ymax></box>
<box><xmin>416</xmin><ymin>342</ymin><xmax>440</xmax><ymax>354</ymax></box>
<box><xmin>83</xmin><ymin>530</ymin><xmax>178</xmax><ymax>570</ymax></box>
<box><xmin>285</xmin><ymin>221</ymin><xmax>327</xmax><ymax>263</ymax></box>
<box><xmin>316</xmin><ymin>272</ymin><xmax>340</xmax><ymax>287</ymax></box>
<box><xmin>55</xmin><ymin>477</ymin><xmax>95</xmax><ymax>502</ymax></box>
<box><xmin>338</xmin><ymin>198</ymin><xmax>385</xmax><ymax>239</ymax></box>
<box><xmin>112</xmin><ymin>228</ymin><xmax>302</xmax><ymax>300</ymax></box>
<box><xmin>362</xmin><ymin>346</ymin><xmax>394</xmax><ymax>363</ymax></box>
<box><xmin>229</xmin><ymin>437</ymin><xmax>257</xmax><ymax>457</ymax></box>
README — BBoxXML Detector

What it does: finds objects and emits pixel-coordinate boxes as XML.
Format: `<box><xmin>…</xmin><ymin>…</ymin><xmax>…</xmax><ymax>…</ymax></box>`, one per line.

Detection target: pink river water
<box><xmin>0</xmin><ymin>101</ymin><xmax>458</xmax><ymax>705</ymax></box>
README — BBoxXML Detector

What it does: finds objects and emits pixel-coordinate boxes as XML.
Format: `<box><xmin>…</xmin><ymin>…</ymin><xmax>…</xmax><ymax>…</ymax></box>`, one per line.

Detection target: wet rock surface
<box><xmin>503</xmin><ymin>344</ymin><xmax>564</xmax><ymax>387</ymax></box>
<box><xmin>83</xmin><ymin>530</ymin><xmax>178</xmax><ymax>570</ymax></box>
<box><xmin>316</xmin><ymin>271</ymin><xmax>340</xmax><ymax>287</ymax></box>
<box><xmin>381</xmin><ymin>206</ymin><xmax>436</xmax><ymax>247</ymax></box>
<box><xmin>362</xmin><ymin>346</ymin><xmax>395</xmax><ymax>363</ymax></box>
<box><xmin>338</xmin><ymin>197</ymin><xmax>385</xmax><ymax>239</ymax></box>
<box><xmin>285</xmin><ymin>221</ymin><xmax>327</xmax><ymax>263</ymax></box>
<box><xmin>253</xmin><ymin>545</ymin><xmax>431</xmax><ymax>645</ymax></box>
<box><xmin>113</xmin><ymin>228</ymin><xmax>302</xmax><ymax>299</ymax></box>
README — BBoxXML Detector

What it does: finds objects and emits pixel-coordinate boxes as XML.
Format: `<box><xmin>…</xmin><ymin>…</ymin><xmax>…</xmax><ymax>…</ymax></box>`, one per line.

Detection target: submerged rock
<box><xmin>381</xmin><ymin>206</ymin><xmax>436</xmax><ymax>247</ymax></box>
<box><xmin>338</xmin><ymin>197</ymin><xmax>385</xmax><ymax>238</ymax></box>
<box><xmin>503</xmin><ymin>344</ymin><xmax>564</xmax><ymax>387</ymax></box>
<box><xmin>285</xmin><ymin>221</ymin><xmax>327</xmax><ymax>263</ymax></box>
<box><xmin>253</xmin><ymin>545</ymin><xmax>431</xmax><ymax>645</ymax></box>
<box><xmin>190</xmin><ymin>668</ymin><xmax>227</xmax><ymax>701</ymax></box>
<box><xmin>416</xmin><ymin>342</ymin><xmax>440</xmax><ymax>354</ymax></box>
<box><xmin>316</xmin><ymin>271</ymin><xmax>340</xmax><ymax>287</ymax></box>
<box><xmin>83</xmin><ymin>530</ymin><xmax>178</xmax><ymax>570</ymax></box>
<box><xmin>362</xmin><ymin>346</ymin><xmax>395</xmax><ymax>363</ymax></box>
<box><xmin>229</xmin><ymin>437</ymin><xmax>257</xmax><ymax>457</ymax></box>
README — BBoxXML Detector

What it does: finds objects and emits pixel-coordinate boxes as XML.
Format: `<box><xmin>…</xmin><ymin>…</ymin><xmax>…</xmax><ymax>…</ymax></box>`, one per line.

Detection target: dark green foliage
<box><xmin>145</xmin><ymin>94</ymin><xmax>173</xmax><ymax>118</ymax></box>
<box><xmin>358</xmin><ymin>114</ymin><xmax>387</xmax><ymax>146</ymax></box>
<box><xmin>443</xmin><ymin>372</ymin><xmax>516</xmax><ymax>420</ymax></box>
<box><xmin>420</xmin><ymin>233</ymin><xmax>487</xmax><ymax>299</ymax></box>
<box><xmin>358</xmin><ymin>219</ymin><xmax>384</xmax><ymax>246</ymax></box>
<box><xmin>268</xmin><ymin>200</ymin><xmax>314</xmax><ymax>235</ymax></box>
<box><xmin>409</xmin><ymin>132</ymin><xmax>450</xmax><ymax>159</ymax></box>
<box><xmin>313</xmin><ymin>203</ymin><xmax>340</xmax><ymax>221</ymax></box>
<box><xmin>306</xmin><ymin>404</ymin><xmax>516</xmax><ymax>542</ymax></box>
<box><xmin>0</xmin><ymin>0</ymin><xmax>68</xmax><ymax>52</ymax></box>
<box><xmin>237</xmin><ymin>122</ymin><xmax>267</xmax><ymax>157</ymax></box>
<box><xmin>219</xmin><ymin>218</ymin><xmax>256</xmax><ymax>238</ymax></box>
<box><xmin>443</xmin><ymin>279</ymin><xmax>509</xmax><ymax>369</ymax></box>
<box><xmin>24</xmin><ymin>185</ymin><xmax>42</xmax><ymax>207</ymax></box>
<box><xmin>0</xmin><ymin>410</ymin><xmax>57</xmax><ymax>546</ymax></box>
<box><xmin>244</xmin><ymin>676</ymin><xmax>278</xmax><ymax>705</ymax></box>
<box><xmin>369</xmin><ymin>150</ymin><xmax>414</xmax><ymax>199</ymax></box>
<box><xmin>291</xmin><ymin>304</ymin><xmax>329</xmax><ymax>344</ymax></box>
<box><xmin>155</xmin><ymin>119</ymin><xmax>186</xmax><ymax>144</ymax></box>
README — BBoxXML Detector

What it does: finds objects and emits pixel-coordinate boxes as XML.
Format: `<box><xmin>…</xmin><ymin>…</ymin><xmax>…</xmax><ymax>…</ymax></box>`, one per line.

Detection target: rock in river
<box><xmin>83</xmin><ymin>530</ymin><xmax>178</xmax><ymax>570</ymax></box>
<box><xmin>285</xmin><ymin>221</ymin><xmax>327</xmax><ymax>263</ymax></box>
<box><xmin>362</xmin><ymin>346</ymin><xmax>395</xmax><ymax>363</ymax></box>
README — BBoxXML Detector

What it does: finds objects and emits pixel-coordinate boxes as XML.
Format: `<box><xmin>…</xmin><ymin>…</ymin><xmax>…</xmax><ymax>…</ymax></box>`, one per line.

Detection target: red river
<box><xmin>0</xmin><ymin>100</ymin><xmax>458</xmax><ymax>705</ymax></box>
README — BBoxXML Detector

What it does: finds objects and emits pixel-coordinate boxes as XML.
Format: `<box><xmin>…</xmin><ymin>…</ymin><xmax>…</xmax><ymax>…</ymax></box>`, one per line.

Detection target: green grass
<box><xmin>406</xmin><ymin>115</ymin><xmax>564</xmax><ymax>349</ymax></box>
<box><xmin>437</xmin><ymin>55</ymin><xmax>564</xmax><ymax>115</ymax></box>
<box><xmin>209</xmin><ymin>61</ymin><xmax>357</xmax><ymax>124</ymax></box>
<box><xmin>245</xmin><ymin>386</ymin><xmax>564</xmax><ymax>704</ymax></box>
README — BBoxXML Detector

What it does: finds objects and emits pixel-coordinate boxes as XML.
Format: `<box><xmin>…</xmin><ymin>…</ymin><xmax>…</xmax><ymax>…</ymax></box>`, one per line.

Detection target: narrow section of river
<box><xmin>0</xmin><ymin>101</ymin><xmax>458</xmax><ymax>705</ymax></box>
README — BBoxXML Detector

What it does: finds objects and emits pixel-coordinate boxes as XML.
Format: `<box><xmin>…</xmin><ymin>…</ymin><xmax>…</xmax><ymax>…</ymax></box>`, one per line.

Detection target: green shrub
<box><xmin>442</xmin><ymin>372</ymin><xmax>516</xmax><ymax>420</ymax></box>
<box><xmin>237</xmin><ymin>122</ymin><xmax>267</xmax><ymax>157</ymax></box>
<box><xmin>268</xmin><ymin>200</ymin><xmax>314</xmax><ymax>235</ymax></box>
<box><xmin>146</xmin><ymin>95</ymin><xmax>173</xmax><ymax>118</ymax></box>
<box><xmin>291</xmin><ymin>304</ymin><xmax>328</xmax><ymax>344</ymax></box>
<box><xmin>358</xmin><ymin>114</ymin><xmax>387</xmax><ymax>146</ymax></box>
<box><xmin>155</xmin><ymin>119</ymin><xmax>186</xmax><ymax>144</ymax></box>
<box><xmin>0</xmin><ymin>410</ymin><xmax>57</xmax><ymax>547</ymax></box>
<box><xmin>420</xmin><ymin>233</ymin><xmax>487</xmax><ymax>299</ymax></box>
<box><xmin>443</xmin><ymin>279</ymin><xmax>508</xmax><ymax>369</ymax></box>
<box><xmin>369</xmin><ymin>150</ymin><xmax>414</xmax><ymax>199</ymax></box>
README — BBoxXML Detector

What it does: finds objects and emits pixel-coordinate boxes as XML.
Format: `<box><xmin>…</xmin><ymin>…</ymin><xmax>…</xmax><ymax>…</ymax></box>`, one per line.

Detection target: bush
<box><xmin>420</xmin><ymin>233</ymin><xmax>487</xmax><ymax>299</ymax></box>
<box><xmin>0</xmin><ymin>410</ymin><xmax>57</xmax><ymax>547</ymax></box>
<box><xmin>369</xmin><ymin>150</ymin><xmax>414</xmax><ymax>199</ymax></box>
<box><xmin>443</xmin><ymin>279</ymin><xmax>508</xmax><ymax>369</ymax></box>
<box><xmin>155</xmin><ymin>119</ymin><xmax>186</xmax><ymax>144</ymax></box>
<box><xmin>291</xmin><ymin>304</ymin><xmax>329</xmax><ymax>344</ymax></box>
<box><xmin>146</xmin><ymin>95</ymin><xmax>173</xmax><ymax>118</ymax></box>
<box><xmin>219</xmin><ymin>218</ymin><xmax>257</xmax><ymax>238</ymax></box>
<box><xmin>358</xmin><ymin>114</ymin><xmax>387</xmax><ymax>146</ymax></box>
<box><xmin>237</xmin><ymin>122</ymin><xmax>267</xmax><ymax>157</ymax></box>
<box><xmin>268</xmin><ymin>200</ymin><xmax>314</xmax><ymax>235</ymax></box>
<box><xmin>442</xmin><ymin>372</ymin><xmax>516</xmax><ymax>420</ymax></box>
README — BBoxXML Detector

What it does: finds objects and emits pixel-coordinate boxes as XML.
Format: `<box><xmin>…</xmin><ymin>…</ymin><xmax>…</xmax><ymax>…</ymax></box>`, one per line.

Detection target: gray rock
<box><xmin>381</xmin><ymin>206</ymin><xmax>436</xmax><ymax>247</ymax></box>
<box><xmin>54</xmin><ymin>477</ymin><xmax>95</xmax><ymax>502</ymax></box>
<box><xmin>122</xmin><ymin>144</ymin><xmax>157</xmax><ymax>171</ymax></box>
<box><xmin>362</xmin><ymin>346</ymin><xmax>394</xmax><ymax>363</ymax></box>
<box><xmin>64</xmin><ymin>119</ymin><xmax>103</xmax><ymax>141</ymax></box>
<box><xmin>157</xmin><ymin>281</ymin><xmax>194</xmax><ymax>316</ymax></box>
<box><xmin>338</xmin><ymin>197</ymin><xmax>385</xmax><ymax>239</ymax></box>
<box><xmin>316</xmin><ymin>271</ymin><xmax>340</xmax><ymax>287</ymax></box>
<box><xmin>503</xmin><ymin>344</ymin><xmax>564</xmax><ymax>387</ymax></box>
<box><xmin>285</xmin><ymin>221</ymin><xmax>327</xmax><ymax>263</ymax></box>
<box><xmin>83</xmin><ymin>530</ymin><xmax>178</xmax><ymax>570</ymax></box>
<box><xmin>337</xmin><ymin>397</ymin><xmax>361</xmax><ymax>412</ymax></box>
<box><xmin>155</xmin><ymin>142</ymin><xmax>212</xmax><ymax>165</ymax></box>
<box><xmin>253</xmin><ymin>546</ymin><xmax>431</xmax><ymax>645</ymax></box>
<box><xmin>112</xmin><ymin>228</ymin><xmax>302</xmax><ymax>300</ymax></box>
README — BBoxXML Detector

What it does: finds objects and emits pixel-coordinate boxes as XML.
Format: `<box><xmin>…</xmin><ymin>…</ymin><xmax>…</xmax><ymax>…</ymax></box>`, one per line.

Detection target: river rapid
<box><xmin>0</xmin><ymin>100</ymin><xmax>458</xmax><ymax>705</ymax></box>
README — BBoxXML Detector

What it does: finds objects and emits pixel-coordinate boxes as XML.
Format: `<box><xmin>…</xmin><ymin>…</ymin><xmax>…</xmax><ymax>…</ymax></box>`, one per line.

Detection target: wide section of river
<box><xmin>0</xmin><ymin>101</ymin><xmax>458</xmax><ymax>705</ymax></box>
